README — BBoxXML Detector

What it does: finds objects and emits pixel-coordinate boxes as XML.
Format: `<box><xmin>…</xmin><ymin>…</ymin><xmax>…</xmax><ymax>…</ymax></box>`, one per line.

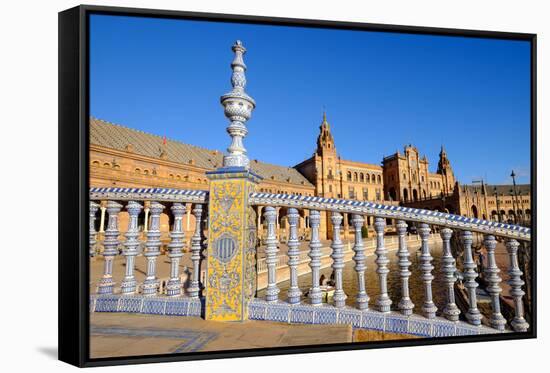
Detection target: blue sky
<box><xmin>90</xmin><ymin>14</ymin><xmax>531</xmax><ymax>185</ymax></box>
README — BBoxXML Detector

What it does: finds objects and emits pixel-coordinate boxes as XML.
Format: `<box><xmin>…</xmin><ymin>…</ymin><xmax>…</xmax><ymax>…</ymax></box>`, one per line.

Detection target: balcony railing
<box><xmin>89</xmin><ymin>187</ymin><xmax>531</xmax><ymax>336</ymax></box>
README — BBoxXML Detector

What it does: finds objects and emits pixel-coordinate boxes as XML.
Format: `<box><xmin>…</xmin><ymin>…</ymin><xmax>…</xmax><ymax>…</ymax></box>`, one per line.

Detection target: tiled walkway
<box><xmin>90</xmin><ymin>312</ymin><xmax>353</xmax><ymax>358</ymax></box>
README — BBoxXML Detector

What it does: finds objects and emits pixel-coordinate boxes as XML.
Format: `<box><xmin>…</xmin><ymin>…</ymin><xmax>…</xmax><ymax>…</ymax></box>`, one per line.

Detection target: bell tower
<box><xmin>437</xmin><ymin>145</ymin><xmax>456</xmax><ymax>195</ymax></box>
<box><xmin>316</xmin><ymin>112</ymin><xmax>336</xmax><ymax>156</ymax></box>
<box><xmin>314</xmin><ymin>112</ymin><xmax>338</xmax><ymax>199</ymax></box>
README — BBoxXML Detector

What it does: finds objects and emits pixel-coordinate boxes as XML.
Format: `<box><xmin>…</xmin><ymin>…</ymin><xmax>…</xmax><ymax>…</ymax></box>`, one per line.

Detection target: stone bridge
<box><xmin>88</xmin><ymin>40</ymin><xmax>531</xmax><ymax>339</ymax></box>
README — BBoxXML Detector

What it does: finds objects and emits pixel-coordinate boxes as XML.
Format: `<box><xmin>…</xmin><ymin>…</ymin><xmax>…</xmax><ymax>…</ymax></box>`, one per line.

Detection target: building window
<box><xmin>376</xmin><ymin>189</ymin><xmax>381</xmax><ymax>201</ymax></box>
<box><xmin>363</xmin><ymin>188</ymin><xmax>368</xmax><ymax>200</ymax></box>
<box><xmin>347</xmin><ymin>171</ymin><xmax>352</xmax><ymax>181</ymax></box>
<box><xmin>377</xmin><ymin>175</ymin><xmax>381</xmax><ymax>184</ymax></box>
<box><xmin>366</xmin><ymin>174</ymin><xmax>370</xmax><ymax>183</ymax></box>
<box><xmin>328</xmin><ymin>168</ymin><xmax>333</xmax><ymax>179</ymax></box>
<box><xmin>353</xmin><ymin>172</ymin><xmax>358</xmax><ymax>182</ymax></box>
<box><xmin>403</xmin><ymin>173</ymin><xmax>407</xmax><ymax>180</ymax></box>
<box><xmin>348</xmin><ymin>186</ymin><xmax>355</xmax><ymax>199</ymax></box>
<box><xmin>329</xmin><ymin>185</ymin><xmax>333</xmax><ymax>193</ymax></box>
<box><xmin>360</xmin><ymin>173</ymin><xmax>364</xmax><ymax>182</ymax></box>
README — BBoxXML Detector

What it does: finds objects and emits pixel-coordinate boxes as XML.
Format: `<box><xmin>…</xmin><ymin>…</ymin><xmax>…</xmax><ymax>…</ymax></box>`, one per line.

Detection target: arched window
<box><xmin>103</xmin><ymin>162</ymin><xmax>111</xmax><ymax>168</ymax></box>
<box><xmin>471</xmin><ymin>205</ymin><xmax>479</xmax><ymax>218</ymax></box>
<box><xmin>403</xmin><ymin>173</ymin><xmax>407</xmax><ymax>180</ymax></box>
<box><xmin>143</xmin><ymin>169</ymin><xmax>149</xmax><ymax>175</ymax></box>
<box><xmin>372</xmin><ymin>174</ymin><xmax>376</xmax><ymax>183</ymax></box>
<box><xmin>360</xmin><ymin>173</ymin><xmax>364</xmax><ymax>182</ymax></box>
<box><xmin>169</xmin><ymin>174</ymin><xmax>174</xmax><ymax>179</ymax></box>
<box><xmin>176</xmin><ymin>175</ymin><xmax>181</xmax><ymax>180</ymax></box>
<box><xmin>92</xmin><ymin>160</ymin><xmax>100</xmax><ymax>167</ymax></box>
<box><xmin>366</xmin><ymin>174</ymin><xmax>370</xmax><ymax>183</ymax></box>
<box><xmin>377</xmin><ymin>175</ymin><xmax>381</xmax><ymax>184</ymax></box>
<box><xmin>353</xmin><ymin>172</ymin><xmax>358</xmax><ymax>182</ymax></box>
<box><xmin>135</xmin><ymin>168</ymin><xmax>141</xmax><ymax>174</ymax></box>
<box><xmin>347</xmin><ymin>171</ymin><xmax>352</xmax><ymax>181</ymax></box>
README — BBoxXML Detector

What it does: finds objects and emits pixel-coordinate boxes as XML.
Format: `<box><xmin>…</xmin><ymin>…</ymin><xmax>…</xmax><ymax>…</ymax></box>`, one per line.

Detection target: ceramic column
<box><xmin>286</xmin><ymin>208</ymin><xmax>302</xmax><ymax>304</ymax></box>
<box><xmin>484</xmin><ymin>235</ymin><xmax>506</xmax><ymax>330</ymax></box>
<box><xmin>440</xmin><ymin>228</ymin><xmax>460</xmax><ymax>321</ymax></box>
<box><xmin>308</xmin><ymin>210</ymin><xmax>322</xmax><ymax>305</ymax></box>
<box><xmin>351</xmin><ymin>214</ymin><xmax>369</xmax><ymax>310</ymax></box>
<box><xmin>166</xmin><ymin>203</ymin><xmax>186</xmax><ymax>297</ymax></box>
<box><xmin>97</xmin><ymin>201</ymin><xmax>122</xmax><ymax>294</ymax></box>
<box><xmin>505</xmin><ymin>239</ymin><xmax>529</xmax><ymax>332</ymax></box>
<box><xmin>461</xmin><ymin>230</ymin><xmax>482</xmax><ymax>325</ymax></box>
<box><xmin>142</xmin><ymin>201</ymin><xmax>164</xmax><ymax>296</ymax></box>
<box><xmin>120</xmin><ymin>201</ymin><xmax>143</xmax><ymax>294</ymax></box>
<box><xmin>187</xmin><ymin>204</ymin><xmax>203</xmax><ymax>298</ymax></box>
<box><xmin>330</xmin><ymin>212</ymin><xmax>347</xmax><ymax>308</ymax></box>
<box><xmin>264</xmin><ymin>206</ymin><xmax>279</xmax><ymax>302</ymax></box>
<box><xmin>417</xmin><ymin>223</ymin><xmax>437</xmax><ymax>318</ymax></box>
<box><xmin>396</xmin><ymin>220</ymin><xmax>414</xmax><ymax>316</ymax></box>
<box><xmin>89</xmin><ymin>201</ymin><xmax>99</xmax><ymax>257</ymax></box>
<box><xmin>374</xmin><ymin>217</ymin><xmax>392</xmax><ymax>312</ymax></box>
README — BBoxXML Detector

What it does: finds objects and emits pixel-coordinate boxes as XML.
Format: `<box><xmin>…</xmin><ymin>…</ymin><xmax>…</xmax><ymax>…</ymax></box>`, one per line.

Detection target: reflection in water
<box><xmin>259</xmin><ymin>243</ymin><xmax>447</xmax><ymax>313</ymax></box>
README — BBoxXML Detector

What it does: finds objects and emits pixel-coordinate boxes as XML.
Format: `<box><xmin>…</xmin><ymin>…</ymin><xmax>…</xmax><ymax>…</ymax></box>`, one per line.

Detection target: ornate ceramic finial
<box><xmin>221</xmin><ymin>40</ymin><xmax>256</xmax><ymax>169</ymax></box>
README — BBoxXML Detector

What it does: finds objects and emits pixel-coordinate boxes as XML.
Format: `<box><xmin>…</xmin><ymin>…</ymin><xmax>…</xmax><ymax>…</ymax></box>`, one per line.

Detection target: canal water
<box><xmin>258</xmin><ymin>242</ymin><xmax>449</xmax><ymax>312</ymax></box>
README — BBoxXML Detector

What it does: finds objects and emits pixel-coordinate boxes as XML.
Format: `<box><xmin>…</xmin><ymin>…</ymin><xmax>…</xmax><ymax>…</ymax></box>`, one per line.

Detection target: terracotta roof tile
<box><xmin>90</xmin><ymin>117</ymin><xmax>314</xmax><ymax>187</ymax></box>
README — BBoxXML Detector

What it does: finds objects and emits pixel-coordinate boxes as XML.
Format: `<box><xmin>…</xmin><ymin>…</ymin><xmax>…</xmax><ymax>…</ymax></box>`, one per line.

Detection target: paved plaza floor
<box><xmin>90</xmin><ymin>312</ymin><xmax>353</xmax><ymax>358</ymax></box>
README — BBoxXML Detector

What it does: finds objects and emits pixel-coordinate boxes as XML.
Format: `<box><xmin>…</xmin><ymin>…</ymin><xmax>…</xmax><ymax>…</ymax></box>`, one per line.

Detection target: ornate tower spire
<box><xmin>437</xmin><ymin>144</ymin><xmax>455</xmax><ymax>195</ymax></box>
<box><xmin>221</xmin><ymin>40</ymin><xmax>256</xmax><ymax>169</ymax></box>
<box><xmin>316</xmin><ymin>111</ymin><xmax>335</xmax><ymax>155</ymax></box>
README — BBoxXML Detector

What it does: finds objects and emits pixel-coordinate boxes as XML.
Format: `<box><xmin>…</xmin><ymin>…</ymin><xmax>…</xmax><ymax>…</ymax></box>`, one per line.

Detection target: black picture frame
<box><xmin>58</xmin><ymin>4</ymin><xmax>537</xmax><ymax>367</ymax></box>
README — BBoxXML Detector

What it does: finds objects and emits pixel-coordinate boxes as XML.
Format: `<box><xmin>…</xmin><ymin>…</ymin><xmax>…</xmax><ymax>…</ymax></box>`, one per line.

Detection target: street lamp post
<box><xmin>493</xmin><ymin>187</ymin><xmax>501</xmax><ymax>223</ymax></box>
<box><xmin>510</xmin><ymin>170</ymin><xmax>522</xmax><ymax>226</ymax></box>
<box><xmin>509</xmin><ymin>189</ymin><xmax>517</xmax><ymax>224</ymax></box>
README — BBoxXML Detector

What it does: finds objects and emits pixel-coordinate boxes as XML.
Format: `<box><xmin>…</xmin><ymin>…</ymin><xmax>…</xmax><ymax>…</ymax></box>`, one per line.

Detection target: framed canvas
<box><xmin>58</xmin><ymin>4</ymin><xmax>537</xmax><ymax>367</ymax></box>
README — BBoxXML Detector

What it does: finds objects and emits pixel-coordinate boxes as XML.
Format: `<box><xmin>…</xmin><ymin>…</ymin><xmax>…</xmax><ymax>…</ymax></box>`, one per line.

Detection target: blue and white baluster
<box><xmin>505</xmin><ymin>239</ymin><xmax>529</xmax><ymax>332</ymax></box>
<box><xmin>374</xmin><ymin>217</ymin><xmax>392</xmax><ymax>312</ymax></box>
<box><xmin>264</xmin><ymin>206</ymin><xmax>280</xmax><ymax>302</ymax></box>
<box><xmin>396</xmin><ymin>220</ymin><xmax>414</xmax><ymax>315</ymax></box>
<box><xmin>308</xmin><ymin>210</ymin><xmax>322</xmax><ymax>305</ymax></box>
<box><xmin>441</xmin><ymin>228</ymin><xmax>460</xmax><ymax>321</ymax></box>
<box><xmin>351</xmin><ymin>214</ymin><xmax>369</xmax><ymax>310</ymax></box>
<box><xmin>166</xmin><ymin>203</ymin><xmax>186</xmax><ymax>297</ymax></box>
<box><xmin>120</xmin><ymin>201</ymin><xmax>143</xmax><ymax>294</ymax></box>
<box><xmin>187</xmin><ymin>204</ymin><xmax>203</xmax><ymax>298</ymax></box>
<box><xmin>331</xmin><ymin>212</ymin><xmax>347</xmax><ymax>308</ymax></box>
<box><xmin>97</xmin><ymin>201</ymin><xmax>122</xmax><ymax>294</ymax></box>
<box><xmin>142</xmin><ymin>202</ymin><xmax>164</xmax><ymax>296</ymax></box>
<box><xmin>461</xmin><ymin>231</ymin><xmax>482</xmax><ymax>325</ymax></box>
<box><xmin>89</xmin><ymin>201</ymin><xmax>99</xmax><ymax>257</ymax></box>
<box><xmin>286</xmin><ymin>208</ymin><xmax>302</xmax><ymax>304</ymax></box>
<box><xmin>484</xmin><ymin>235</ymin><xmax>506</xmax><ymax>330</ymax></box>
<box><xmin>419</xmin><ymin>223</ymin><xmax>437</xmax><ymax>318</ymax></box>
